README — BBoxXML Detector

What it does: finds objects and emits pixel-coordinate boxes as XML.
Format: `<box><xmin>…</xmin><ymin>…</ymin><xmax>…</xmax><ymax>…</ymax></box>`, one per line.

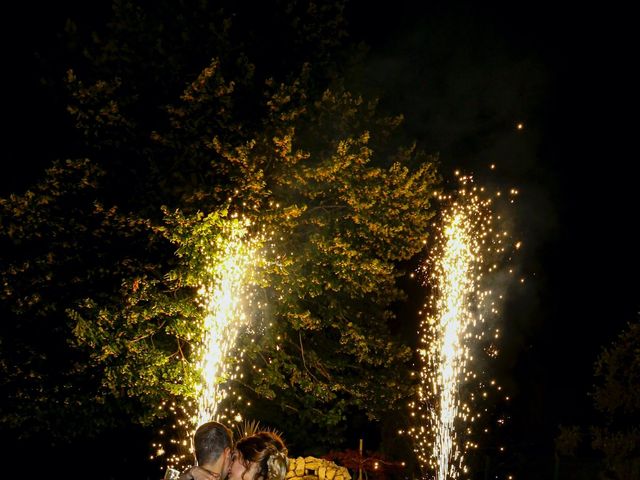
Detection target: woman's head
<box><xmin>229</xmin><ymin>431</ymin><xmax>288</xmax><ymax>480</ymax></box>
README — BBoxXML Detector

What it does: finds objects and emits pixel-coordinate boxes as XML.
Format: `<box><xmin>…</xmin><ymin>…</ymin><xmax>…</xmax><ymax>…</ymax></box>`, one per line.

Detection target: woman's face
<box><xmin>228</xmin><ymin>452</ymin><xmax>260</xmax><ymax>480</ymax></box>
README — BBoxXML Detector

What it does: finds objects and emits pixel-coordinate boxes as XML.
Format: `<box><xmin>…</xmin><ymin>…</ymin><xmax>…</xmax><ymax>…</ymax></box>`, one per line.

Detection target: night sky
<box><xmin>3</xmin><ymin>1</ymin><xmax>638</xmax><ymax>478</ymax></box>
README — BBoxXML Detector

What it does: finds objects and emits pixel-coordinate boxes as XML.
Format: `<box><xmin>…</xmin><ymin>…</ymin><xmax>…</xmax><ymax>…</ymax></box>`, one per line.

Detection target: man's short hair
<box><xmin>194</xmin><ymin>421</ymin><xmax>233</xmax><ymax>465</ymax></box>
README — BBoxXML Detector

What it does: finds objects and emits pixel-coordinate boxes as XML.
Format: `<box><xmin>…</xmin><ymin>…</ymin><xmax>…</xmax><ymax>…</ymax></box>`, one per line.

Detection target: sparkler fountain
<box><xmin>411</xmin><ymin>173</ymin><xmax>518</xmax><ymax>479</ymax></box>
<box><xmin>193</xmin><ymin>218</ymin><xmax>261</xmax><ymax>427</ymax></box>
<box><xmin>157</xmin><ymin>215</ymin><xmax>267</xmax><ymax>471</ymax></box>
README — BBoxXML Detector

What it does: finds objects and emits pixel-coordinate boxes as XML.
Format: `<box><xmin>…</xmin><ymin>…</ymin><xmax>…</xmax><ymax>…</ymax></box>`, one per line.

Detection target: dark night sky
<box><xmin>3</xmin><ymin>1</ymin><xmax>639</xmax><ymax>478</ymax></box>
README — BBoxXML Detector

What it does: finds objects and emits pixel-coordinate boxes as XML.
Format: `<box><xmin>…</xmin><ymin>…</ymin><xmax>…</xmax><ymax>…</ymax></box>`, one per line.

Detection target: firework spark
<box><xmin>157</xmin><ymin>216</ymin><xmax>266</xmax><ymax>470</ymax></box>
<box><xmin>412</xmin><ymin>174</ymin><xmax>517</xmax><ymax>479</ymax></box>
<box><xmin>194</xmin><ymin>219</ymin><xmax>261</xmax><ymax>427</ymax></box>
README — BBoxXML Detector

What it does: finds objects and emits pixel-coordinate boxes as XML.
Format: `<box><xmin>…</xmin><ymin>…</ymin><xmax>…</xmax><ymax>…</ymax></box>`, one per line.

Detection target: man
<box><xmin>179</xmin><ymin>421</ymin><xmax>233</xmax><ymax>480</ymax></box>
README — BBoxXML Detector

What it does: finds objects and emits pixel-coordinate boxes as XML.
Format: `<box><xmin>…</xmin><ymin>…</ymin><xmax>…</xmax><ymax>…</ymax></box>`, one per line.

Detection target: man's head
<box><xmin>194</xmin><ymin>421</ymin><xmax>233</xmax><ymax>468</ymax></box>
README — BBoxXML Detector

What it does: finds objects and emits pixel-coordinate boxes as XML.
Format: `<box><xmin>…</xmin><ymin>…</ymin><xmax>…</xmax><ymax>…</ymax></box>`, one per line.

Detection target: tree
<box><xmin>1</xmin><ymin>0</ymin><xmax>440</xmax><ymax>454</ymax></box>
<box><xmin>590</xmin><ymin>318</ymin><xmax>640</xmax><ymax>479</ymax></box>
<box><xmin>213</xmin><ymin>73</ymin><xmax>439</xmax><ymax>446</ymax></box>
<box><xmin>0</xmin><ymin>159</ymin><xmax>152</xmax><ymax>439</ymax></box>
<box><xmin>554</xmin><ymin>425</ymin><xmax>583</xmax><ymax>480</ymax></box>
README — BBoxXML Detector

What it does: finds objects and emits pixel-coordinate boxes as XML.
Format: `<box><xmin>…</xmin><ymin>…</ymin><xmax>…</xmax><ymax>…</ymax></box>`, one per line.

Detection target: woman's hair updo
<box><xmin>235</xmin><ymin>431</ymin><xmax>288</xmax><ymax>480</ymax></box>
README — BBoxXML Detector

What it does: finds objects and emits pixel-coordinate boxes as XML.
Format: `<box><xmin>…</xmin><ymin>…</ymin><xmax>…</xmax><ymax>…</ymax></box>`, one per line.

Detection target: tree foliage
<box><xmin>1</xmin><ymin>0</ymin><xmax>440</xmax><ymax>450</ymax></box>
<box><xmin>590</xmin><ymin>319</ymin><xmax>640</xmax><ymax>479</ymax></box>
<box><xmin>0</xmin><ymin>159</ymin><xmax>165</xmax><ymax>437</ymax></box>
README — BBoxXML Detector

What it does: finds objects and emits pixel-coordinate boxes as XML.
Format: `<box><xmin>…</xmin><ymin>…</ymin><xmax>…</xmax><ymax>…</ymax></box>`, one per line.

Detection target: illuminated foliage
<box><xmin>0</xmin><ymin>0</ymin><xmax>440</xmax><ymax>451</ymax></box>
<box><xmin>0</xmin><ymin>159</ymin><xmax>169</xmax><ymax>436</ymax></box>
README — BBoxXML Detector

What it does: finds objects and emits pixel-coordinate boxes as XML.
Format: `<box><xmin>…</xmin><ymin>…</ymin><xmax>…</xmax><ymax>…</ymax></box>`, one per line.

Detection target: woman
<box><xmin>228</xmin><ymin>431</ymin><xmax>289</xmax><ymax>480</ymax></box>
<box><xmin>190</xmin><ymin>430</ymin><xmax>288</xmax><ymax>480</ymax></box>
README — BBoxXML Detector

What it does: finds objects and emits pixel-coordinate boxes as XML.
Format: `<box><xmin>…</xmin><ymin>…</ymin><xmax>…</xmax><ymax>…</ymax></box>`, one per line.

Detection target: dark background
<box><xmin>2</xmin><ymin>1</ymin><xmax>638</xmax><ymax>478</ymax></box>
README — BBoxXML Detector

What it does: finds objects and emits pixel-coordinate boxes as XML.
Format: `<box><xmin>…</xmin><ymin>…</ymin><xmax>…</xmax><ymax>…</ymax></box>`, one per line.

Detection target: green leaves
<box><xmin>2</xmin><ymin>0</ymin><xmax>439</xmax><ymax>451</ymax></box>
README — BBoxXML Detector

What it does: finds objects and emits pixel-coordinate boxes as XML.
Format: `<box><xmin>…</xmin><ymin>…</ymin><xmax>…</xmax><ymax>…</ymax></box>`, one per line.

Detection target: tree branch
<box><xmin>129</xmin><ymin>320</ymin><xmax>167</xmax><ymax>344</ymax></box>
<box><xmin>299</xmin><ymin>330</ymin><xmax>320</xmax><ymax>383</ymax></box>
